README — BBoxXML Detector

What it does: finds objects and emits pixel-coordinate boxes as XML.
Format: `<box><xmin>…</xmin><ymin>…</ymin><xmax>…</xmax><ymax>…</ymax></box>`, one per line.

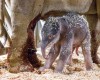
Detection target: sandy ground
<box><xmin>0</xmin><ymin>47</ymin><xmax>100</xmax><ymax>80</ymax></box>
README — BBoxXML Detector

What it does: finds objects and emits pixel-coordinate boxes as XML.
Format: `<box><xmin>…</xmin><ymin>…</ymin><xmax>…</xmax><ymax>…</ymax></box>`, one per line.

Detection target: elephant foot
<box><xmin>92</xmin><ymin>55</ymin><xmax>100</xmax><ymax>64</ymax></box>
<box><xmin>86</xmin><ymin>64</ymin><xmax>93</xmax><ymax>71</ymax></box>
<box><xmin>9</xmin><ymin>63</ymin><xmax>34</xmax><ymax>73</ymax></box>
<box><xmin>66</xmin><ymin>59</ymin><xmax>73</xmax><ymax>66</ymax></box>
<box><xmin>39</xmin><ymin>66</ymin><xmax>46</xmax><ymax>72</ymax></box>
<box><xmin>54</xmin><ymin>69</ymin><xmax>62</xmax><ymax>73</ymax></box>
<box><xmin>39</xmin><ymin>65</ymin><xmax>51</xmax><ymax>72</ymax></box>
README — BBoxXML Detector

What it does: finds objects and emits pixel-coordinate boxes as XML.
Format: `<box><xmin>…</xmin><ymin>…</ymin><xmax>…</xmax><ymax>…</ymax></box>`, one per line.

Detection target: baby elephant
<box><xmin>40</xmin><ymin>12</ymin><xmax>93</xmax><ymax>73</ymax></box>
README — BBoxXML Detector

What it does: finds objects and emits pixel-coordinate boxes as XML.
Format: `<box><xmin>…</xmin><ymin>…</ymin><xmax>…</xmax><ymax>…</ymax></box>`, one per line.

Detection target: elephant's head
<box><xmin>41</xmin><ymin>17</ymin><xmax>60</xmax><ymax>59</ymax></box>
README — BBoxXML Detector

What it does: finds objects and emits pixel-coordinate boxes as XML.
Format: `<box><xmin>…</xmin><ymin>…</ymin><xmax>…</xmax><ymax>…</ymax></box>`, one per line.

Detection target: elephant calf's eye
<box><xmin>48</xmin><ymin>35</ymin><xmax>53</xmax><ymax>39</ymax></box>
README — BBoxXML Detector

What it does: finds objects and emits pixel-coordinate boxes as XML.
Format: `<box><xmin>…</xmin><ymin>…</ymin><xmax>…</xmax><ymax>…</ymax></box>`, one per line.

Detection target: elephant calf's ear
<box><xmin>58</xmin><ymin>18</ymin><xmax>64</xmax><ymax>33</ymax></box>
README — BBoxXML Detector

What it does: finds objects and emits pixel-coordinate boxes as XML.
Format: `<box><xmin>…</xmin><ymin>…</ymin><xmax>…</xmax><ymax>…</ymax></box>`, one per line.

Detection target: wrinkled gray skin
<box><xmin>40</xmin><ymin>12</ymin><xmax>93</xmax><ymax>73</ymax></box>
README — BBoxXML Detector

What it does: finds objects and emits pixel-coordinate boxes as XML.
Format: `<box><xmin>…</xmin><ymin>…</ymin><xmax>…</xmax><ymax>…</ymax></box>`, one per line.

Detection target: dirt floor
<box><xmin>0</xmin><ymin>47</ymin><xmax>100</xmax><ymax>80</ymax></box>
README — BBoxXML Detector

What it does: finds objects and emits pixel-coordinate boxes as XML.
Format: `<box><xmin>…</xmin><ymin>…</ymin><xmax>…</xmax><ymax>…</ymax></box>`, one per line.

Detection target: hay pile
<box><xmin>0</xmin><ymin>47</ymin><xmax>100</xmax><ymax>80</ymax></box>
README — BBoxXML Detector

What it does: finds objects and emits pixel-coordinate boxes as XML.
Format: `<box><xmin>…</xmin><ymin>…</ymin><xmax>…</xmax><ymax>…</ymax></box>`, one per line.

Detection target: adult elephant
<box><xmin>8</xmin><ymin>0</ymin><xmax>100</xmax><ymax>72</ymax></box>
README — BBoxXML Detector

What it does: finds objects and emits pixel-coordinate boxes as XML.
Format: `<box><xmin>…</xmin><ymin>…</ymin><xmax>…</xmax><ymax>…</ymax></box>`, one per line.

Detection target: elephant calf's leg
<box><xmin>55</xmin><ymin>48</ymin><xmax>72</xmax><ymax>72</ymax></box>
<box><xmin>39</xmin><ymin>43</ymin><xmax>60</xmax><ymax>71</ymax></box>
<box><xmin>55</xmin><ymin>36</ymin><xmax>73</xmax><ymax>73</ymax></box>
<box><xmin>82</xmin><ymin>46</ymin><xmax>93</xmax><ymax>70</ymax></box>
<box><xmin>66</xmin><ymin>47</ymin><xmax>79</xmax><ymax>66</ymax></box>
<box><xmin>82</xmin><ymin>34</ymin><xmax>93</xmax><ymax>70</ymax></box>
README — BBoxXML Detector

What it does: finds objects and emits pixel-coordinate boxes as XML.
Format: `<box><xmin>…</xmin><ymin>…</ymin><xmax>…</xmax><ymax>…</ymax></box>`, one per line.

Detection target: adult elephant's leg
<box><xmin>85</xmin><ymin>14</ymin><xmax>100</xmax><ymax>64</ymax></box>
<box><xmin>8</xmin><ymin>0</ymin><xmax>42</xmax><ymax>72</ymax></box>
<box><xmin>8</xmin><ymin>20</ymin><xmax>33</xmax><ymax>73</ymax></box>
<box><xmin>8</xmin><ymin>14</ymin><xmax>41</xmax><ymax>73</ymax></box>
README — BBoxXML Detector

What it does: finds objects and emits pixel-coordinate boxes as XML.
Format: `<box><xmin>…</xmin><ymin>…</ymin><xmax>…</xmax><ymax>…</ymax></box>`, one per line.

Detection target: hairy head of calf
<box><xmin>41</xmin><ymin>17</ymin><xmax>60</xmax><ymax>59</ymax></box>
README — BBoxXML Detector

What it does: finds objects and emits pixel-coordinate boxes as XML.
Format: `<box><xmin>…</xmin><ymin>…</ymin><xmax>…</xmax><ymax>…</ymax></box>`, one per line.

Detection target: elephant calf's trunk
<box><xmin>41</xmin><ymin>44</ymin><xmax>49</xmax><ymax>59</ymax></box>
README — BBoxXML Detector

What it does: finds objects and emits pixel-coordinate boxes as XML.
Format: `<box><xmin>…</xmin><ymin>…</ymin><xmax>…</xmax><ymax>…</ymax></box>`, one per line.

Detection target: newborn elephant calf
<box><xmin>40</xmin><ymin>12</ymin><xmax>93</xmax><ymax>73</ymax></box>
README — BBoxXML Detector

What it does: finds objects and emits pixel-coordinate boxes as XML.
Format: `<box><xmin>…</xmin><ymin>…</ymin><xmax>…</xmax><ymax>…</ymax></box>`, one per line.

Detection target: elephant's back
<box><xmin>42</xmin><ymin>0</ymin><xmax>93</xmax><ymax>16</ymax></box>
